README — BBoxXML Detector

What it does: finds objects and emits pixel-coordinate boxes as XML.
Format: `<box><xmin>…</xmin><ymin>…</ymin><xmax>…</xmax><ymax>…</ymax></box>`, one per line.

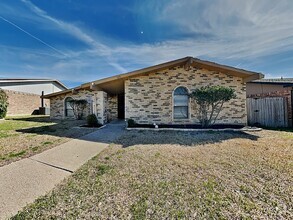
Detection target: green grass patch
<box><xmin>282</xmin><ymin>134</ymin><xmax>293</xmax><ymax>139</ymax></box>
<box><xmin>130</xmin><ymin>197</ymin><xmax>148</xmax><ymax>220</ymax></box>
<box><xmin>97</xmin><ymin>164</ymin><xmax>112</xmax><ymax>176</ymax></box>
<box><xmin>171</xmin><ymin>210</ymin><xmax>185</xmax><ymax>219</ymax></box>
<box><xmin>8</xmin><ymin>150</ymin><xmax>26</xmax><ymax>158</ymax></box>
<box><xmin>0</xmin><ymin>120</ymin><xmax>52</xmax><ymax>131</ymax></box>
<box><xmin>155</xmin><ymin>152</ymin><xmax>161</xmax><ymax>157</ymax></box>
<box><xmin>0</xmin><ymin>132</ymin><xmax>18</xmax><ymax>138</ymax></box>
<box><xmin>42</xmin><ymin>141</ymin><xmax>53</xmax><ymax>145</ymax></box>
<box><xmin>31</xmin><ymin>146</ymin><xmax>39</xmax><ymax>152</ymax></box>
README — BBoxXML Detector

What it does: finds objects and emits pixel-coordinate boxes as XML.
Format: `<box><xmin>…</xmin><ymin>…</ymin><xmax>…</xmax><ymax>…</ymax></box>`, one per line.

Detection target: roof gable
<box><xmin>43</xmin><ymin>57</ymin><xmax>264</xmax><ymax>98</ymax></box>
<box><xmin>84</xmin><ymin>57</ymin><xmax>263</xmax><ymax>87</ymax></box>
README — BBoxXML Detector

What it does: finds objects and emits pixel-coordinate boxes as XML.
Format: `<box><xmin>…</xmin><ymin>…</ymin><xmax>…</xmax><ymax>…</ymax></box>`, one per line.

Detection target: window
<box><xmin>65</xmin><ymin>97</ymin><xmax>74</xmax><ymax>117</ymax></box>
<box><xmin>173</xmin><ymin>87</ymin><xmax>189</xmax><ymax>119</ymax></box>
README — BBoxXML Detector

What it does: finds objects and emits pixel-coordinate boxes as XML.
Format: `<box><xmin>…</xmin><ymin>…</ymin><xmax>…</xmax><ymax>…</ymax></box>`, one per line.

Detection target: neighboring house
<box><xmin>247</xmin><ymin>78</ymin><xmax>293</xmax><ymax>127</ymax></box>
<box><xmin>43</xmin><ymin>57</ymin><xmax>263</xmax><ymax>125</ymax></box>
<box><xmin>0</xmin><ymin>79</ymin><xmax>67</xmax><ymax>115</ymax></box>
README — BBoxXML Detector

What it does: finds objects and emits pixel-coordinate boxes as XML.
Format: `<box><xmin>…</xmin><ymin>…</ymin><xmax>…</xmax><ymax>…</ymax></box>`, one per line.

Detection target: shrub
<box><xmin>87</xmin><ymin>114</ymin><xmax>99</xmax><ymax>127</ymax></box>
<box><xmin>190</xmin><ymin>86</ymin><xmax>236</xmax><ymax>127</ymax></box>
<box><xmin>0</xmin><ymin>89</ymin><xmax>8</xmax><ymax>119</ymax></box>
<box><xmin>127</xmin><ymin>119</ymin><xmax>136</xmax><ymax>127</ymax></box>
<box><xmin>68</xmin><ymin>99</ymin><xmax>88</xmax><ymax>120</ymax></box>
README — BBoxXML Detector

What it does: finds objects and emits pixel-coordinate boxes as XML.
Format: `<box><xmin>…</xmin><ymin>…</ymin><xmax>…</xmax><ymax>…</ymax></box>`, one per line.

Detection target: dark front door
<box><xmin>118</xmin><ymin>94</ymin><xmax>125</xmax><ymax>119</ymax></box>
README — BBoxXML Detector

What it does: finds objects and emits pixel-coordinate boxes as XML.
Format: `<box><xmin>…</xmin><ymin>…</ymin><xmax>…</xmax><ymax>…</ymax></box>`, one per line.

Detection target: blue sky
<box><xmin>0</xmin><ymin>0</ymin><xmax>292</xmax><ymax>88</ymax></box>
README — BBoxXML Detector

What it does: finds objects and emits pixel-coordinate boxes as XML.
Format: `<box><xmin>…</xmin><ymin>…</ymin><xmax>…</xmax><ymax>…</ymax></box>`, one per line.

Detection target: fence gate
<box><xmin>247</xmin><ymin>97</ymin><xmax>288</xmax><ymax>127</ymax></box>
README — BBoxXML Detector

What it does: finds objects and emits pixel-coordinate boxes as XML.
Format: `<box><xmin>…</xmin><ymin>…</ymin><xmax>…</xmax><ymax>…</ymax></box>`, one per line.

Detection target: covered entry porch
<box><xmin>89</xmin><ymin>77</ymin><xmax>125</xmax><ymax>124</ymax></box>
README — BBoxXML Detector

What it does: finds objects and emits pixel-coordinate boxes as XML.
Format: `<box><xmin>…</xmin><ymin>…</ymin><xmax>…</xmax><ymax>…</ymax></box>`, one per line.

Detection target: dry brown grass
<box><xmin>13</xmin><ymin>129</ymin><xmax>293</xmax><ymax>219</ymax></box>
<box><xmin>0</xmin><ymin>116</ymin><xmax>98</xmax><ymax>166</ymax></box>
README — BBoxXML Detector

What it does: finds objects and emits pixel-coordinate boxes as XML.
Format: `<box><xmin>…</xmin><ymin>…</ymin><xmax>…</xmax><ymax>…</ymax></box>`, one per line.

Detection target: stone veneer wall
<box><xmin>247</xmin><ymin>88</ymin><xmax>292</xmax><ymax>127</ymax></box>
<box><xmin>50</xmin><ymin>90</ymin><xmax>108</xmax><ymax>124</ymax></box>
<box><xmin>5</xmin><ymin>89</ymin><xmax>49</xmax><ymax>115</ymax></box>
<box><xmin>107</xmin><ymin>95</ymin><xmax>118</xmax><ymax>121</ymax></box>
<box><xmin>125</xmin><ymin>65</ymin><xmax>247</xmax><ymax>125</ymax></box>
<box><xmin>97</xmin><ymin>91</ymin><xmax>108</xmax><ymax>124</ymax></box>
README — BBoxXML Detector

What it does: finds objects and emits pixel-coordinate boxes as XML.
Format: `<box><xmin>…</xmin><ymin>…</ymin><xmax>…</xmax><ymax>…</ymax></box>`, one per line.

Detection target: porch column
<box><xmin>96</xmin><ymin>91</ymin><xmax>107</xmax><ymax>124</ymax></box>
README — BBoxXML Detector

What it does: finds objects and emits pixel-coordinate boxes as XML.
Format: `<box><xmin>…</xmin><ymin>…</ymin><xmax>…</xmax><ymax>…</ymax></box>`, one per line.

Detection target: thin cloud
<box><xmin>21</xmin><ymin>0</ymin><xmax>127</xmax><ymax>73</ymax></box>
<box><xmin>0</xmin><ymin>44</ymin><xmax>64</xmax><ymax>58</ymax></box>
<box><xmin>150</xmin><ymin>0</ymin><xmax>293</xmax><ymax>59</ymax></box>
<box><xmin>0</xmin><ymin>15</ymin><xmax>68</xmax><ymax>57</ymax></box>
<box><xmin>1</xmin><ymin>0</ymin><xmax>292</xmax><ymax>85</ymax></box>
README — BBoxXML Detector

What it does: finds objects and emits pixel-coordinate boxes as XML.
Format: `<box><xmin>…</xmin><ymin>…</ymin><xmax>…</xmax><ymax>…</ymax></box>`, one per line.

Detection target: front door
<box><xmin>118</xmin><ymin>94</ymin><xmax>125</xmax><ymax>119</ymax></box>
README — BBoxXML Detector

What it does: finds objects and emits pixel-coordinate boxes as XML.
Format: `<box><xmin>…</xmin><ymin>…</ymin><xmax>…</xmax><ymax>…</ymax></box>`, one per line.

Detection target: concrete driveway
<box><xmin>0</xmin><ymin>120</ymin><xmax>125</xmax><ymax>219</ymax></box>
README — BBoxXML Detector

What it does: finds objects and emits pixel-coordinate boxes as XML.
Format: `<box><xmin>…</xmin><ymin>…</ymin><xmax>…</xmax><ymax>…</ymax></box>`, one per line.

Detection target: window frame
<box><xmin>173</xmin><ymin>86</ymin><xmax>189</xmax><ymax>120</ymax></box>
<box><xmin>64</xmin><ymin>97</ymin><xmax>74</xmax><ymax>117</ymax></box>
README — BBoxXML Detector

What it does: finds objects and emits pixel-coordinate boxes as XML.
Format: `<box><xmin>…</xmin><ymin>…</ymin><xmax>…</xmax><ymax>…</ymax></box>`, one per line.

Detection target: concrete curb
<box><xmin>126</xmin><ymin>127</ymin><xmax>262</xmax><ymax>132</ymax></box>
<box><xmin>73</xmin><ymin>125</ymin><xmax>107</xmax><ymax>129</ymax></box>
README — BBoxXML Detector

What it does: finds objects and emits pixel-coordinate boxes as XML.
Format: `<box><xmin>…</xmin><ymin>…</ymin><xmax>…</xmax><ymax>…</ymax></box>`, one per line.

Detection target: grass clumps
<box><xmin>11</xmin><ymin>130</ymin><xmax>293</xmax><ymax>219</ymax></box>
<box><xmin>0</xmin><ymin>116</ymin><xmax>101</xmax><ymax>167</ymax></box>
<box><xmin>8</xmin><ymin>150</ymin><xmax>26</xmax><ymax>158</ymax></box>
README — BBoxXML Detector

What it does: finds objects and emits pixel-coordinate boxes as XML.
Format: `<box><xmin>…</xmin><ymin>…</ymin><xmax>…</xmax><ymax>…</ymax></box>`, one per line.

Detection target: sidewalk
<box><xmin>0</xmin><ymin>120</ymin><xmax>125</xmax><ymax>219</ymax></box>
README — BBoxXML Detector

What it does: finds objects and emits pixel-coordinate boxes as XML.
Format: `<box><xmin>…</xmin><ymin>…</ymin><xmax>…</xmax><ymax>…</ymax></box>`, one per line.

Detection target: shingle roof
<box><xmin>250</xmin><ymin>78</ymin><xmax>293</xmax><ymax>85</ymax></box>
<box><xmin>43</xmin><ymin>56</ymin><xmax>263</xmax><ymax>98</ymax></box>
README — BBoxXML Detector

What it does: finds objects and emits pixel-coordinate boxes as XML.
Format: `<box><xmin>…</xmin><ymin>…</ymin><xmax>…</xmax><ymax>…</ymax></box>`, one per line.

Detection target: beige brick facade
<box><xmin>5</xmin><ymin>89</ymin><xmax>49</xmax><ymax>115</ymax></box>
<box><xmin>49</xmin><ymin>65</ymin><xmax>248</xmax><ymax>125</ymax></box>
<box><xmin>125</xmin><ymin>65</ymin><xmax>247</xmax><ymax>125</ymax></box>
<box><xmin>50</xmin><ymin>90</ymin><xmax>117</xmax><ymax>124</ymax></box>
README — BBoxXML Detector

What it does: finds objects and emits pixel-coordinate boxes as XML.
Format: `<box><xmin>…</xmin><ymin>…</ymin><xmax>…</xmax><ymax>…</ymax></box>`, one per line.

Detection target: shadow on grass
<box><xmin>115</xmin><ymin>130</ymin><xmax>260</xmax><ymax>148</ymax></box>
<box><xmin>5</xmin><ymin>116</ymin><xmax>52</xmax><ymax>123</ymax></box>
<box><xmin>12</xmin><ymin>116</ymin><xmax>94</xmax><ymax>138</ymax></box>
<box><xmin>261</xmin><ymin>127</ymin><xmax>293</xmax><ymax>133</ymax></box>
<box><xmin>12</xmin><ymin>116</ymin><xmax>260</xmax><ymax>146</ymax></box>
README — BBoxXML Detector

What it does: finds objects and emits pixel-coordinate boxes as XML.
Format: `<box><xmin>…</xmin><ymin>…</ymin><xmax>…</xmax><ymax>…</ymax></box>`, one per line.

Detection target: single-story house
<box><xmin>43</xmin><ymin>57</ymin><xmax>263</xmax><ymax>125</ymax></box>
<box><xmin>247</xmin><ymin>78</ymin><xmax>293</xmax><ymax>127</ymax></box>
<box><xmin>0</xmin><ymin>79</ymin><xmax>67</xmax><ymax>115</ymax></box>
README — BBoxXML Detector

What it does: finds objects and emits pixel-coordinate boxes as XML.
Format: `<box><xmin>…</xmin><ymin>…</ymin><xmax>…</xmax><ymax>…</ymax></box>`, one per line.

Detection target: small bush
<box><xmin>0</xmin><ymin>89</ymin><xmax>8</xmax><ymax>119</ymax></box>
<box><xmin>190</xmin><ymin>86</ymin><xmax>236</xmax><ymax>127</ymax></box>
<box><xmin>87</xmin><ymin>114</ymin><xmax>99</xmax><ymax>127</ymax></box>
<box><xmin>127</xmin><ymin>119</ymin><xmax>136</xmax><ymax>127</ymax></box>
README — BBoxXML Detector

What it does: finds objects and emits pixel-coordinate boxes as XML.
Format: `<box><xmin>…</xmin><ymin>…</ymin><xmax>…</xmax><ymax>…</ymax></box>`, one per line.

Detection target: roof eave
<box><xmin>0</xmin><ymin>79</ymin><xmax>68</xmax><ymax>90</ymax></box>
<box><xmin>248</xmin><ymin>81</ymin><xmax>293</xmax><ymax>86</ymax></box>
<box><xmin>43</xmin><ymin>56</ymin><xmax>264</xmax><ymax>98</ymax></box>
<box><xmin>191</xmin><ymin>58</ymin><xmax>263</xmax><ymax>79</ymax></box>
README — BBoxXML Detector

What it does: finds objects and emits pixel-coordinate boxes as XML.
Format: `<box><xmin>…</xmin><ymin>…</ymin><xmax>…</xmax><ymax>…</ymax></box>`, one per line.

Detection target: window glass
<box><xmin>174</xmin><ymin>106</ymin><xmax>188</xmax><ymax>119</ymax></box>
<box><xmin>174</xmin><ymin>95</ymin><xmax>189</xmax><ymax>106</ymax></box>
<box><xmin>65</xmin><ymin>97</ymin><xmax>74</xmax><ymax>117</ymax></box>
<box><xmin>173</xmin><ymin>87</ymin><xmax>188</xmax><ymax>119</ymax></box>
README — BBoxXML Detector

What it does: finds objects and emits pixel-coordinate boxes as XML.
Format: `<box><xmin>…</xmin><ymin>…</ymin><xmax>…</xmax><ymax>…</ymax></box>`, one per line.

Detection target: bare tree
<box><xmin>68</xmin><ymin>99</ymin><xmax>88</xmax><ymax>120</ymax></box>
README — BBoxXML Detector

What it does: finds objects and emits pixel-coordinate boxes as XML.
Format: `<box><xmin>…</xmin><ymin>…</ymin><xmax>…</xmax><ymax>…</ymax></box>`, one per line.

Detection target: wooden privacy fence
<box><xmin>247</xmin><ymin>97</ymin><xmax>288</xmax><ymax>127</ymax></box>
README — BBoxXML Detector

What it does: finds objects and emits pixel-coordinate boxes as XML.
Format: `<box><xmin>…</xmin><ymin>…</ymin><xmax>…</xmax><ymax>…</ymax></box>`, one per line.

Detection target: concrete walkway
<box><xmin>0</xmin><ymin>120</ymin><xmax>125</xmax><ymax>219</ymax></box>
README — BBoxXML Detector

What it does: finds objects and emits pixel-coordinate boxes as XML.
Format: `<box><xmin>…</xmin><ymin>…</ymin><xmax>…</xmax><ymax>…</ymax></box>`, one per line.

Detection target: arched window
<box><xmin>64</xmin><ymin>97</ymin><xmax>74</xmax><ymax>117</ymax></box>
<box><xmin>173</xmin><ymin>87</ymin><xmax>189</xmax><ymax>119</ymax></box>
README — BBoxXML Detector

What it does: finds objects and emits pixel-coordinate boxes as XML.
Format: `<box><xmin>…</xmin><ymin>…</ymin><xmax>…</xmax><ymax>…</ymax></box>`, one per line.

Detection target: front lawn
<box><xmin>13</xmin><ymin>129</ymin><xmax>293</xmax><ymax>219</ymax></box>
<box><xmin>0</xmin><ymin>116</ymin><xmax>99</xmax><ymax>166</ymax></box>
